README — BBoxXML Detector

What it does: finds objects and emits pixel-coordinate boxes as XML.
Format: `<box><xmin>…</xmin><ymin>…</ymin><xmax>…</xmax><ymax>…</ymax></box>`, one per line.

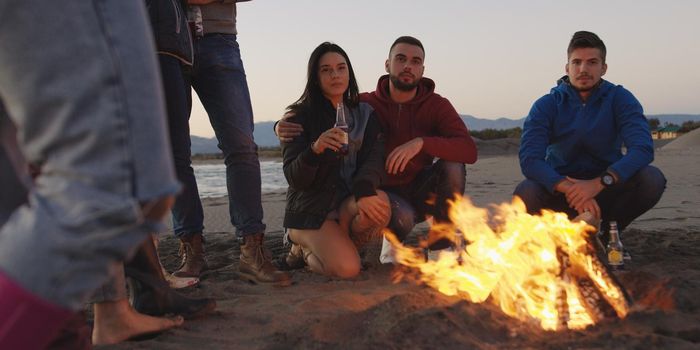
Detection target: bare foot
<box><xmin>92</xmin><ymin>299</ymin><xmax>184</xmax><ymax>345</ymax></box>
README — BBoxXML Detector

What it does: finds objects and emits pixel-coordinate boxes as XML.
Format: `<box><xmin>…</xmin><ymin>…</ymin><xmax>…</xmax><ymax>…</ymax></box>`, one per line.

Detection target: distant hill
<box><xmin>460</xmin><ymin>115</ymin><xmax>525</xmax><ymax>131</ymax></box>
<box><xmin>190</xmin><ymin>114</ymin><xmax>700</xmax><ymax>153</ymax></box>
<box><xmin>191</xmin><ymin>135</ymin><xmax>221</xmax><ymax>155</ymax></box>
<box><xmin>254</xmin><ymin>121</ymin><xmax>279</xmax><ymax>149</ymax></box>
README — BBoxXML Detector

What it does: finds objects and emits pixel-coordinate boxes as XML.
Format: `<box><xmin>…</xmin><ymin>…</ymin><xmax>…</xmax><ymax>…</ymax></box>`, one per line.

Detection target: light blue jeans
<box><xmin>0</xmin><ymin>0</ymin><xmax>179</xmax><ymax>310</ymax></box>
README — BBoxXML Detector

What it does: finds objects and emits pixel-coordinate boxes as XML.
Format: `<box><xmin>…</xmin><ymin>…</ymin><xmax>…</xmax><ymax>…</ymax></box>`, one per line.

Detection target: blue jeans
<box><xmin>384</xmin><ymin>160</ymin><xmax>467</xmax><ymax>249</ymax></box>
<box><xmin>160</xmin><ymin>55</ymin><xmax>205</xmax><ymax>237</ymax></box>
<box><xmin>171</xmin><ymin>33</ymin><xmax>264</xmax><ymax>238</ymax></box>
<box><xmin>0</xmin><ymin>1</ymin><xmax>178</xmax><ymax>310</ymax></box>
<box><xmin>513</xmin><ymin>165</ymin><xmax>666</xmax><ymax>231</ymax></box>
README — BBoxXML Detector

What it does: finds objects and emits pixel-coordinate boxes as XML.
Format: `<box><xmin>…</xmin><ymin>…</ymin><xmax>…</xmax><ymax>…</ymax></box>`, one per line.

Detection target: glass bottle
<box><xmin>334</xmin><ymin>102</ymin><xmax>349</xmax><ymax>155</ymax></box>
<box><xmin>606</xmin><ymin>221</ymin><xmax>625</xmax><ymax>271</ymax></box>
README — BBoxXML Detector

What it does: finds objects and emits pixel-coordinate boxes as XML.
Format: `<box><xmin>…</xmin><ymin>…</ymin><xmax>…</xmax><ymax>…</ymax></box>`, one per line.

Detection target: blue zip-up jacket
<box><xmin>519</xmin><ymin>77</ymin><xmax>654</xmax><ymax>192</ymax></box>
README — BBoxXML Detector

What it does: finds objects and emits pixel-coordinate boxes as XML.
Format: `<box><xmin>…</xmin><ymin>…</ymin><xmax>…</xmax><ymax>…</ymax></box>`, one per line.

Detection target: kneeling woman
<box><xmin>281</xmin><ymin>42</ymin><xmax>390</xmax><ymax>279</ymax></box>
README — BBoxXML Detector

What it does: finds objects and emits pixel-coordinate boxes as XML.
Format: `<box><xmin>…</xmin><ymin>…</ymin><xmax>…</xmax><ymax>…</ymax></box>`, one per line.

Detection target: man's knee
<box><xmin>388</xmin><ymin>199</ymin><xmax>416</xmax><ymax>240</ymax></box>
<box><xmin>635</xmin><ymin>166</ymin><xmax>667</xmax><ymax>197</ymax></box>
<box><xmin>513</xmin><ymin>179</ymin><xmax>547</xmax><ymax>213</ymax></box>
<box><xmin>436</xmin><ymin>160</ymin><xmax>466</xmax><ymax>192</ymax></box>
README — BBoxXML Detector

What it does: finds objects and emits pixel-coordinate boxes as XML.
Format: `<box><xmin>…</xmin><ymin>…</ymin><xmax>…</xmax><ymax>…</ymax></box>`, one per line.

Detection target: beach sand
<box><xmin>106</xmin><ymin>137</ymin><xmax>700</xmax><ymax>349</ymax></box>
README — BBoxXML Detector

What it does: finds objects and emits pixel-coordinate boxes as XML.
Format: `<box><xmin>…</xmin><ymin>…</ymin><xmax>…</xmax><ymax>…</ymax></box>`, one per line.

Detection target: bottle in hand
<box><xmin>606</xmin><ymin>221</ymin><xmax>625</xmax><ymax>271</ymax></box>
<box><xmin>335</xmin><ymin>102</ymin><xmax>349</xmax><ymax>155</ymax></box>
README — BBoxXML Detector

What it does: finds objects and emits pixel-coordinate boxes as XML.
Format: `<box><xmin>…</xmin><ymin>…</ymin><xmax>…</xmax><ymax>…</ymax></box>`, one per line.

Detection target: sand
<box><xmin>104</xmin><ymin>136</ymin><xmax>700</xmax><ymax>350</ymax></box>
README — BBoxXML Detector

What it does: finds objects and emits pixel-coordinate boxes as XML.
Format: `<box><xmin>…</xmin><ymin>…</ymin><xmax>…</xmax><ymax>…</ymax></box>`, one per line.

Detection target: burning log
<box><xmin>389</xmin><ymin>195</ymin><xmax>633</xmax><ymax>331</ymax></box>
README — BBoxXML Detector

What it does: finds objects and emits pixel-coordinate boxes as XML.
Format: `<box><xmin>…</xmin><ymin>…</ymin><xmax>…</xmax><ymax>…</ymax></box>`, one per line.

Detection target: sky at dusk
<box><xmin>189</xmin><ymin>0</ymin><xmax>700</xmax><ymax>137</ymax></box>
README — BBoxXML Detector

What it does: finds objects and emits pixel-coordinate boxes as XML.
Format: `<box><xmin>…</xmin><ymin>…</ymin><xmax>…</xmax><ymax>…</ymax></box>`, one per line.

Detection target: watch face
<box><xmin>602</xmin><ymin>174</ymin><xmax>614</xmax><ymax>186</ymax></box>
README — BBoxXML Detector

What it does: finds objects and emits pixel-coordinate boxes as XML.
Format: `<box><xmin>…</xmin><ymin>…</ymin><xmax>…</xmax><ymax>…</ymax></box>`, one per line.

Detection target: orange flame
<box><xmin>389</xmin><ymin>195</ymin><xmax>629</xmax><ymax>331</ymax></box>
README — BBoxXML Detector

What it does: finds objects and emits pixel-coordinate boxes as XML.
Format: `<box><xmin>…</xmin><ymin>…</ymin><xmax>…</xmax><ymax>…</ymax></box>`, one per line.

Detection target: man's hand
<box><xmin>275</xmin><ymin>113</ymin><xmax>303</xmax><ymax>142</ymax></box>
<box><xmin>573</xmin><ymin>198</ymin><xmax>601</xmax><ymax>220</ymax></box>
<box><xmin>565</xmin><ymin>177</ymin><xmax>604</xmax><ymax>210</ymax></box>
<box><xmin>385</xmin><ymin>138</ymin><xmax>423</xmax><ymax>175</ymax></box>
<box><xmin>356</xmin><ymin>195</ymin><xmax>390</xmax><ymax>226</ymax></box>
<box><xmin>311</xmin><ymin>128</ymin><xmax>344</xmax><ymax>154</ymax></box>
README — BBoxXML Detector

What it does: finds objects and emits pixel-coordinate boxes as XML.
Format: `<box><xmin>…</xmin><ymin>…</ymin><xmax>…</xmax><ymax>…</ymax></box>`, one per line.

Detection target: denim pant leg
<box><xmin>596</xmin><ymin>165</ymin><xmax>666</xmax><ymax>230</ymax></box>
<box><xmin>513</xmin><ymin>179</ymin><xmax>578</xmax><ymax>218</ymax></box>
<box><xmin>418</xmin><ymin>160</ymin><xmax>467</xmax><ymax>224</ymax></box>
<box><xmin>0</xmin><ymin>1</ymin><xmax>178</xmax><ymax>310</ymax></box>
<box><xmin>0</xmin><ymin>108</ymin><xmax>29</xmax><ymax>226</ymax></box>
<box><xmin>191</xmin><ymin>34</ymin><xmax>265</xmax><ymax>237</ymax></box>
<box><xmin>386</xmin><ymin>191</ymin><xmax>417</xmax><ymax>242</ymax></box>
<box><xmin>160</xmin><ymin>55</ymin><xmax>205</xmax><ymax>238</ymax></box>
<box><xmin>414</xmin><ymin>160</ymin><xmax>466</xmax><ymax>249</ymax></box>
<box><xmin>385</xmin><ymin>160</ymin><xmax>466</xmax><ymax>249</ymax></box>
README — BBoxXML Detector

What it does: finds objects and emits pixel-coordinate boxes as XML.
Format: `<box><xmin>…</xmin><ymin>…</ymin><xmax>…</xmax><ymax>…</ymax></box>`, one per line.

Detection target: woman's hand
<box><xmin>356</xmin><ymin>195</ymin><xmax>391</xmax><ymax>226</ymax></box>
<box><xmin>311</xmin><ymin>128</ymin><xmax>345</xmax><ymax>154</ymax></box>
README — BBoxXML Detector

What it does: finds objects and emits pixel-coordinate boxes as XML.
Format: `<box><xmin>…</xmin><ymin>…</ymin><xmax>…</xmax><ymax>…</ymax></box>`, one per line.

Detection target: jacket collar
<box><xmin>555</xmin><ymin>75</ymin><xmax>612</xmax><ymax>105</ymax></box>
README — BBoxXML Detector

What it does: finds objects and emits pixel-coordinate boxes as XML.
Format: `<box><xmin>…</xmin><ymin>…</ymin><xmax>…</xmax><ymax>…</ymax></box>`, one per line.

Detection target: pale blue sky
<box><xmin>190</xmin><ymin>0</ymin><xmax>700</xmax><ymax>137</ymax></box>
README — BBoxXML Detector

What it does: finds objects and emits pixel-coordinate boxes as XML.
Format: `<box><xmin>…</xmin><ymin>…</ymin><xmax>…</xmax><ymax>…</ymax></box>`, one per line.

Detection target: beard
<box><xmin>571</xmin><ymin>75</ymin><xmax>600</xmax><ymax>92</ymax></box>
<box><xmin>389</xmin><ymin>73</ymin><xmax>418</xmax><ymax>91</ymax></box>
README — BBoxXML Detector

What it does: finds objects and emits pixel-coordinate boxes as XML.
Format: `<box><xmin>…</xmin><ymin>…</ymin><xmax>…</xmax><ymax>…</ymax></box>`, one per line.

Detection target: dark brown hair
<box><xmin>287</xmin><ymin>42</ymin><xmax>359</xmax><ymax>114</ymax></box>
<box><xmin>567</xmin><ymin>31</ymin><xmax>606</xmax><ymax>62</ymax></box>
<box><xmin>389</xmin><ymin>36</ymin><xmax>425</xmax><ymax>58</ymax></box>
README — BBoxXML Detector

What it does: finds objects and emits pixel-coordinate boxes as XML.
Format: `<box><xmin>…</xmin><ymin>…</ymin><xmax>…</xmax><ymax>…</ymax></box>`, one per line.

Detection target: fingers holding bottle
<box><xmin>311</xmin><ymin>127</ymin><xmax>345</xmax><ymax>154</ymax></box>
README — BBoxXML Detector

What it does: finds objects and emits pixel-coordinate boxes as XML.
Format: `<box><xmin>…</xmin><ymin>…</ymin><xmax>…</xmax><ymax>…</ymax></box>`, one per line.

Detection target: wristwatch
<box><xmin>600</xmin><ymin>172</ymin><xmax>616</xmax><ymax>187</ymax></box>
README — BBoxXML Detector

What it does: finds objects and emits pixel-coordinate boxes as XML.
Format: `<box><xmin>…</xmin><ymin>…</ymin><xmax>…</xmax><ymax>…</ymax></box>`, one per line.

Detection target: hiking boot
<box><xmin>127</xmin><ymin>236</ymin><xmax>216</xmax><ymax>320</ymax></box>
<box><xmin>173</xmin><ymin>234</ymin><xmax>208</xmax><ymax>278</ymax></box>
<box><xmin>239</xmin><ymin>233</ymin><xmax>291</xmax><ymax>286</ymax></box>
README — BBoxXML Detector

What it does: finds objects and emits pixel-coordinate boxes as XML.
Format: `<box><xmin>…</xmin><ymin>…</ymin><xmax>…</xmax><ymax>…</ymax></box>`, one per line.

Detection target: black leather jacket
<box><xmin>282</xmin><ymin>101</ymin><xmax>385</xmax><ymax>229</ymax></box>
<box><xmin>145</xmin><ymin>0</ymin><xmax>193</xmax><ymax>65</ymax></box>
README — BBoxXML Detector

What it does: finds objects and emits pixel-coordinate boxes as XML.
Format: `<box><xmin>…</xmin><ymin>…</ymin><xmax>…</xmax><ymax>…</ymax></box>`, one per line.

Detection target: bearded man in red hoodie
<box><xmin>277</xmin><ymin>36</ymin><xmax>478</xmax><ymax>256</ymax></box>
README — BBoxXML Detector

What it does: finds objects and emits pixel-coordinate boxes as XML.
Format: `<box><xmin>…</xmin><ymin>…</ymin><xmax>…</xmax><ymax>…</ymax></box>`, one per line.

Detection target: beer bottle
<box><xmin>334</xmin><ymin>102</ymin><xmax>349</xmax><ymax>155</ymax></box>
<box><xmin>606</xmin><ymin>221</ymin><xmax>624</xmax><ymax>270</ymax></box>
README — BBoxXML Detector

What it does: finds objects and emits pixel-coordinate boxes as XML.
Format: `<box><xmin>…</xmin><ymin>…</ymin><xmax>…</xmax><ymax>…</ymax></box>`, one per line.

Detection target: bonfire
<box><xmin>388</xmin><ymin>195</ymin><xmax>632</xmax><ymax>331</ymax></box>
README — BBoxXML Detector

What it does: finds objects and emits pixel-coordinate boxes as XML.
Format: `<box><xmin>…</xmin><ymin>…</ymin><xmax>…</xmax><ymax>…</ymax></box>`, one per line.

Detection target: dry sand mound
<box><xmin>662</xmin><ymin>128</ymin><xmax>700</xmax><ymax>151</ymax></box>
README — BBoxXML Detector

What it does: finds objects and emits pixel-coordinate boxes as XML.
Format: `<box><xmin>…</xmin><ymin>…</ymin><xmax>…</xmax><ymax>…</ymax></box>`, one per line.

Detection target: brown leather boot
<box><xmin>239</xmin><ymin>233</ymin><xmax>291</xmax><ymax>286</ymax></box>
<box><xmin>173</xmin><ymin>234</ymin><xmax>208</xmax><ymax>278</ymax></box>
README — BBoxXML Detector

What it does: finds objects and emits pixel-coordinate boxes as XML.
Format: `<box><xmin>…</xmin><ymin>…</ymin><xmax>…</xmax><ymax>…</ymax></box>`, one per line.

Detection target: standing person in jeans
<box><xmin>0</xmin><ymin>1</ymin><xmax>179</xmax><ymax>348</ymax></box>
<box><xmin>515</xmin><ymin>31</ymin><xmax>666</xmax><ymax>239</ymax></box>
<box><xmin>89</xmin><ymin>0</ymin><xmax>219</xmax><ymax>345</ymax></box>
<box><xmin>172</xmin><ymin>0</ymin><xmax>290</xmax><ymax>285</ymax></box>
<box><xmin>277</xmin><ymin>36</ymin><xmax>478</xmax><ymax>258</ymax></box>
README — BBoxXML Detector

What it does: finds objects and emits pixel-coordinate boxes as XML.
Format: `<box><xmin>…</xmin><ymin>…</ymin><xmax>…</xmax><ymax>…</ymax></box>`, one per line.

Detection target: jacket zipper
<box><xmin>396</xmin><ymin>104</ymin><xmax>402</xmax><ymax>131</ymax></box>
<box><xmin>171</xmin><ymin>0</ymin><xmax>181</xmax><ymax>33</ymax></box>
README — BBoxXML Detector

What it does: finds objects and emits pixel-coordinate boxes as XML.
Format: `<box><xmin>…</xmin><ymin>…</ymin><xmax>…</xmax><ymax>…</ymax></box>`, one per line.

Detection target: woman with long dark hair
<box><xmin>281</xmin><ymin>42</ymin><xmax>390</xmax><ymax>279</ymax></box>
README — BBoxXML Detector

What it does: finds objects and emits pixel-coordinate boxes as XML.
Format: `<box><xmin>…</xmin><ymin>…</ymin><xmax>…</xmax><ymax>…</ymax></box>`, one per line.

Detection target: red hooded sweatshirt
<box><xmin>361</xmin><ymin>75</ymin><xmax>478</xmax><ymax>187</ymax></box>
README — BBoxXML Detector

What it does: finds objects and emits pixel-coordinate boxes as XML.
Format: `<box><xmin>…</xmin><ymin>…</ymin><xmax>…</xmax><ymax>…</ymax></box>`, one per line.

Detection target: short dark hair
<box><xmin>286</xmin><ymin>42</ymin><xmax>360</xmax><ymax>114</ymax></box>
<box><xmin>389</xmin><ymin>36</ymin><xmax>425</xmax><ymax>58</ymax></box>
<box><xmin>567</xmin><ymin>31</ymin><xmax>606</xmax><ymax>62</ymax></box>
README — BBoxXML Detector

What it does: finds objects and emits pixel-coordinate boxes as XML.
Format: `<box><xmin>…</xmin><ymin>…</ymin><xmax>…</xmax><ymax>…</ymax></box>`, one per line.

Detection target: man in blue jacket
<box><xmin>515</xmin><ymin>31</ymin><xmax>666</xmax><ymax>235</ymax></box>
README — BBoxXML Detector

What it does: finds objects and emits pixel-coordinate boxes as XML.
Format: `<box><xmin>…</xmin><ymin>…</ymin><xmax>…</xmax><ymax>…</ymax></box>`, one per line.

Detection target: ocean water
<box><xmin>193</xmin><ymin>160</ymin><xmax>286</xmax><ymax>198</ymax></box>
